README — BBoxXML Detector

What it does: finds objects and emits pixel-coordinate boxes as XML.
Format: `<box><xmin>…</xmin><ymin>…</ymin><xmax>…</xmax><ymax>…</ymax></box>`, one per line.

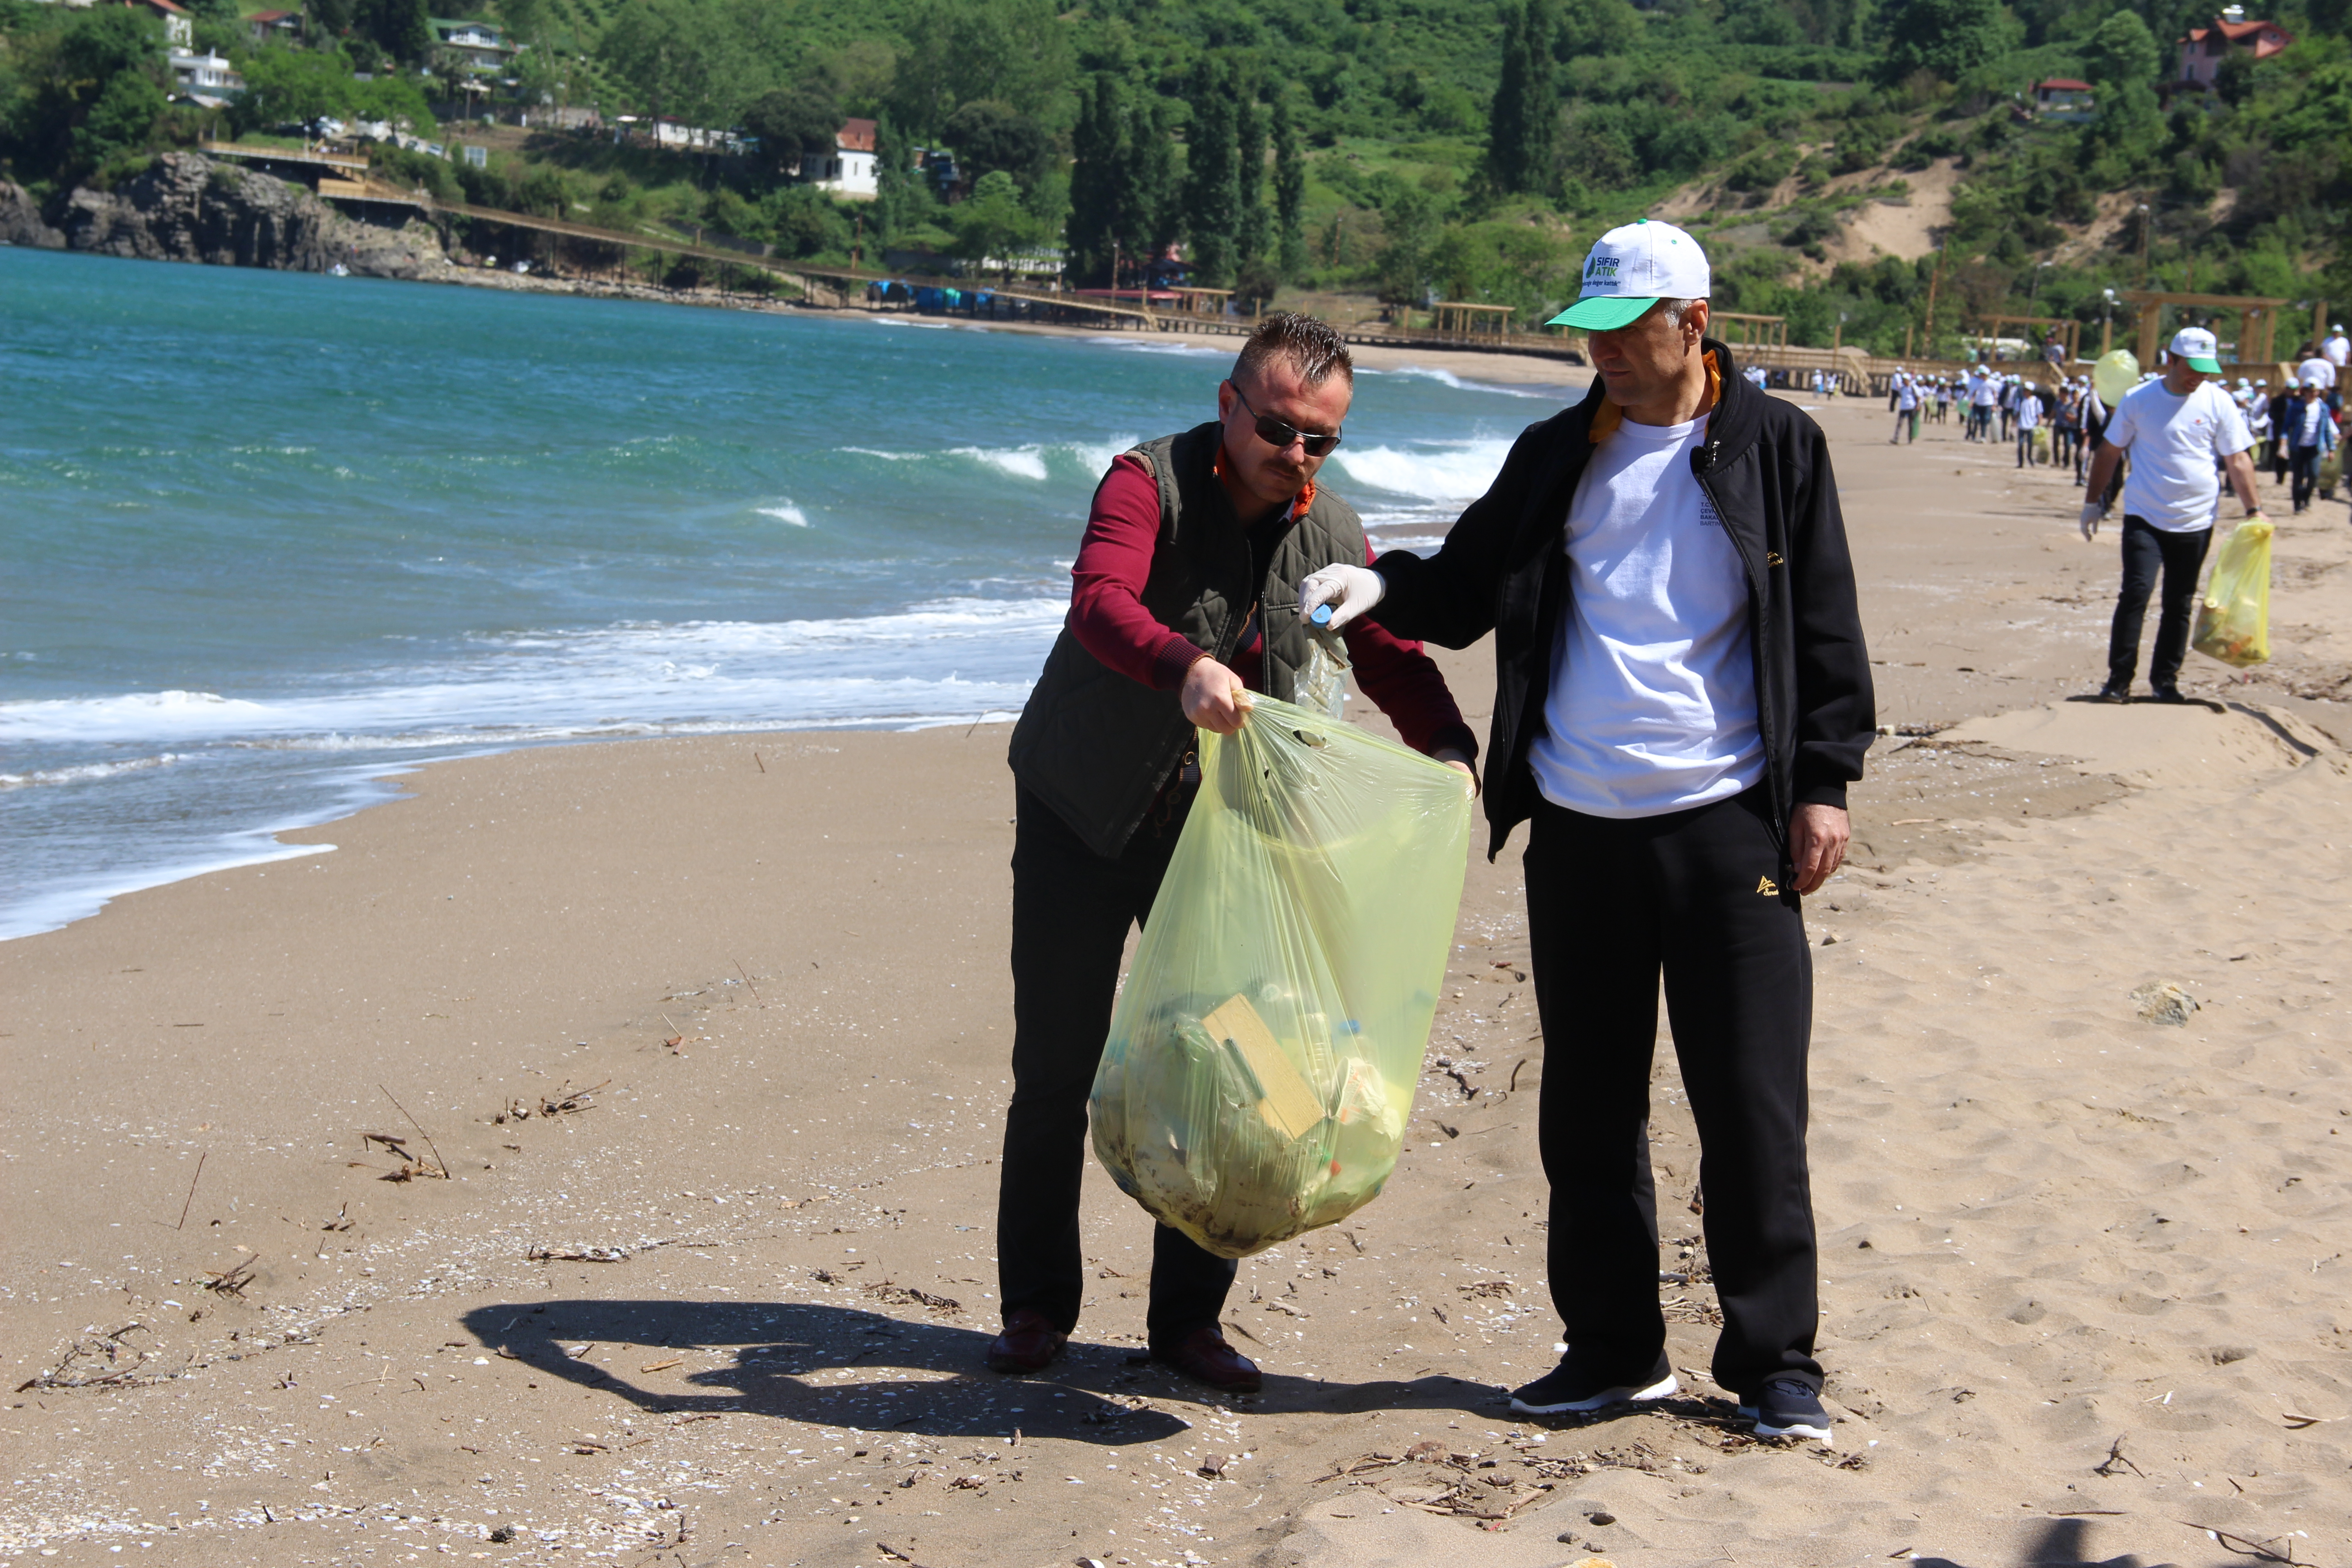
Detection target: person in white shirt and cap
<box><xmin>2324</xmin><ymin>323</ymin><xmax>2349</xmax><ymax>371</ymax></box>
<box><xmin>1299</xmin><ymin>217</ymin><xmax>1875</xmax><ymax>1446</ymax></box>
<box><xmin>2078</xmin><ymin>326</ymin><xmax>2268</xmax><ymax>702</ymax></box>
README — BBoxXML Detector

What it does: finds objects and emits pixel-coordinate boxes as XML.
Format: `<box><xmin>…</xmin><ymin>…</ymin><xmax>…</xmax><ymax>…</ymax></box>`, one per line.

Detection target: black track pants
<box><xmin>996</xmin><ymin>785</ymin><xmax>1236</xmax><ymax>1348</ymax></box>
<box><xmin>1524</xmin><ymin>787</ymin><xmax>1824</xmax><ymax>1398</ymax></box>
<box><xmin>2107</xmin><ymin>516</ymin><xmax>2212</xmax><ymax>690</ymax></box>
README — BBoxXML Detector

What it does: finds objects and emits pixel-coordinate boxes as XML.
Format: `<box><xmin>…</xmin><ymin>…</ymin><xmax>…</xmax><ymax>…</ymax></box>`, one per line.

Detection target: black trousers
<box><xmin>1524</xmin><ymin>787</ymin><xmax>1823</xmax><ymax>1398</ymax></box>
<box><xmin>2107</xmin><ymin>516</ymin><xmax>2213</xmax><ymax>690</ymax></box>
<box><xmin>2289</xmin><ymin>445</ymin><xmax>2322</xmax><ymax>510</ymax></box>
<box><xmin>997</xmin><ymin>784</ymin><xmax>1236</xmax><ymax>1348</ymax></box>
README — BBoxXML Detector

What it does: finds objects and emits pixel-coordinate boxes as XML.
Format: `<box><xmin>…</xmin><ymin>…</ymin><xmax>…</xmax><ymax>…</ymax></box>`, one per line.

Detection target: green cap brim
<box><xmin>2185</xmin><ymin>355</ymin><xmax>2223</xmax><ymax>373</ymax></box>
<box><xmin>1548</xmin><ymin>294</ymin><xmax>1660</xmax><ymax>331</ymax></box>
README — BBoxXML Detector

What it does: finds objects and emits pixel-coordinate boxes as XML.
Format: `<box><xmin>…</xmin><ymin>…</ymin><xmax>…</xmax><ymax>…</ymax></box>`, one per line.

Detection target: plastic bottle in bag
<box><xmin>1088</xmin><ymin>694</ymin><xmax>1473</xmax><ymax>1259</ymax></box>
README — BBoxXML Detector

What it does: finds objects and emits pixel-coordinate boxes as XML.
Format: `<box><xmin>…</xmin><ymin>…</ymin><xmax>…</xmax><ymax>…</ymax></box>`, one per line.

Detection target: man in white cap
<box><xmin>2323</xmin><ymin>323</ymin><xmax>2348</xmax><ymax>373</ymax></box>
<box><xmin>1299</xmin><ymin>219</ymin><xmax>1874</xmax><ymax>1444</ymax></box>
<box><xmin>2079</xmin><ymin>326</ymin><xmax>2266</xmax><ymax>702</ymax></box>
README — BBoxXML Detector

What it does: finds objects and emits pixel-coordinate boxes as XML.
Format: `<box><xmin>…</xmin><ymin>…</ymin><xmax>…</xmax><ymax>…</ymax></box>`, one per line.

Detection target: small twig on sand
<box><xmin>2094</xmin><ymin>1435</ymin><xmax>2144</xmax><ymax>1478</ymax></box>
<box><xmin>175</xmin><ymin>1149</ymin><xmax>208</xmax><ymax>1230</ymax></box>
<box><xmin>732</xmin><ymin>959</ymin><xmax>760</xmax><ymax>1004</ymax></box>
<box><xmin>203</xmin><ymin>1256</ymin><xmax>259</xmax><ymax>1297</ymax></box>
<box><xmin>658</xmin><ymin>1013</ymin><xmax>684</xmax><ymax>1049</ymax></box>
<box><xmin>2176</xmin><ymin>1522</ymin><xmax>2299</xmax><ymax>1563</ymax></box>
<box><xmin>753</xmin><ymin>751</ymin><xmax>766</xmax><ymax>774</ymax></box>
<box><xmin>376</xmin><ymin>1085</ymin><xmax>450</xmax><ymax>1179</ymax></box>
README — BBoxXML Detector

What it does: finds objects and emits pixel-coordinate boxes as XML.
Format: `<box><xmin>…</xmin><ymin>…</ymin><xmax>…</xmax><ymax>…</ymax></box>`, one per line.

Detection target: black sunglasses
<box><xmin>1230</xmin><ymin>382</ymin><xmax>1343</xmax><ymax>457</ymax></box>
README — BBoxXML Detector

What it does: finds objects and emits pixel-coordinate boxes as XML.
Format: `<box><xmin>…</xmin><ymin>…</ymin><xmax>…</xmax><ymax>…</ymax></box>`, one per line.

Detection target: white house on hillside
<box><xmin>169</xmin><ymin>46</ymin><xmax>244</xmax><ymax>105</ymax></box>
<box><xmin>803</xmin><ymin>118</ymin><xmax>877</xmax><ymax>199</ymax></box>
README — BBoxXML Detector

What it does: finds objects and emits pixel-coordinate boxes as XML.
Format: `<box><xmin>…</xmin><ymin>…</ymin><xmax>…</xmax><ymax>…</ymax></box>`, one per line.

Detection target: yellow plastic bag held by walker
<box><xmin>1088</xmin><ymin>696</ymin><xmax>1473</xmax><ymax>1259</ymax></box>
<box><xmin>2191</xmin><ymin>517</ymin><xmax>2272</xmax><ymax>668</ymax></box>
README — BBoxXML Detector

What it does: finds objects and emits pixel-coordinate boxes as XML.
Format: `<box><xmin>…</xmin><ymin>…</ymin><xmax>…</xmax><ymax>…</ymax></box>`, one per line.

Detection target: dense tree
<box><xmin>888</xmin><ymin>0</ymin><xmax>1072</xmax><ymax>136</ymax></box>
<box><xmin>1183</xmin><ymin>54</ymin><xmax>1240</xmax><ymax>285</ymax></box>
<box><xmin>358</xmin><ymin>0</ymin><xmax>429</xmax><ymax>65</ymax></box>
<box><xmin>741</xmin><ymin>84</ymin><xmax>841</xmax><ymax>181</ymax></box>
<box><xmin>1878</xmin><ymin>0</ymin><xmax>2009</xmax><ymax>84</ymax></box>
<box><xmin>1485</xmin><ymin>0</ymin><xmax>1556</xmax><ymax>196</ymax></box>
<box><xmin>2082</xmin><ymin>10</ymin><xmax>2160</xmax><ymax>93</ymax></box>
<box><xmin>871</xmin><ymin>113</ymin><xmax>930</xmax><ymax>244</ymax></box>
<box><xmin>951</xmin><ymin>168</ymin><xmax>1039</xmax><ymax>278</ymax></box>
<box><xmin>943</xmin><ymin>98</ymin><xmax>1051</xmax><ymax>190</ymax></box>
<box><xmin>1272</xmin><ymin>89</ymin><xmax>1306</xmax><ymax>279</ymax></box>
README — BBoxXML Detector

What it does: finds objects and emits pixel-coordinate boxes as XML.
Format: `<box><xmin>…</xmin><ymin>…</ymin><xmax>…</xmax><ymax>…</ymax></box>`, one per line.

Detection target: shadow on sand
<box><xmin>458</xmin><ymin>1298</ymin><xmax>1512</xmax><ymax>1448</ymax></box>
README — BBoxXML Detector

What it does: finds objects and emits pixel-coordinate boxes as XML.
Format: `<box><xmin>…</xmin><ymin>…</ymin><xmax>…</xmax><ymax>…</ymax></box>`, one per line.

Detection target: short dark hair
<box><xmin>1231</xmin><ymin>311</ymin><xmax>1353</xmax><ymax>391</ymax></box>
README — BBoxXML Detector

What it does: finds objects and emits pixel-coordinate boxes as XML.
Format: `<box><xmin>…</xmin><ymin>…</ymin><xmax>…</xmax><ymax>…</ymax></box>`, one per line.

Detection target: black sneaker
<box><xmin>1509</xmin><ymin>1353</ymin><xmax>1676</xmax><ymax>1416</ymax></box>
<box><xmin>2095</xmin><ymin>680</ymin><xmax>2131</xmax><ymax>703</ymax></box>
<box><xmin>2148</xmin><ymin>685</ymin><xmax>2190</xmax><ymax>704</ymax></box>
<box><xmin>1739</xmin><ymin>1376</ymin><xmax>1833</xmax><ymax>1440</ymax></box>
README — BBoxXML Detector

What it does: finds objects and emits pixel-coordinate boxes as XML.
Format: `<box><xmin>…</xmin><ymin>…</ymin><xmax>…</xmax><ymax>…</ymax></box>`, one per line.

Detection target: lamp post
<box><xmin>2100</xmin><ymin>287</ymin><xmax>2117</xmax><ymax>357</ymax></box>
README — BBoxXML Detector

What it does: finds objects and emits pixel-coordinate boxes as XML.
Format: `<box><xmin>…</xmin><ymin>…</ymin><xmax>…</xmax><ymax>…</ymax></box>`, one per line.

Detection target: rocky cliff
<box><xmin>0</xmin><ymin>179</ymin><xmax>64</xmax><ymax>248</ymax></box>
<box><xmin>3</xmin><ymin>152</ymin><xmax>453</xmax><ymax>280</ymax></box>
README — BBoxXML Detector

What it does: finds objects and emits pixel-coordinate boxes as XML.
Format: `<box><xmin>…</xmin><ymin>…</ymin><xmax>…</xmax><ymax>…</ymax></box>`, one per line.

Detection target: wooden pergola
<box><xmin>1166</xmin><ymin>286</ymin><xmax>1234</xmax><ymax>318</ymax></box>
<box><xmin>2122</xmin><ymin>289</ymin><xmax>2291</xmax><ymax>368</ymax></box>
<box><xmin>1710</xmin><ymin>311</ymin><xmax>1787</xmax><ymax>350</ymax></box>
<box><xmin>1976</xmin><ymin>314</ymin><xmax>2080</xmax><ymax>364</ymax></box>
<box><xmin>1428</xmin><ymin>301</ymin><xmax>1515</xmax><ymax>337</ymax></box>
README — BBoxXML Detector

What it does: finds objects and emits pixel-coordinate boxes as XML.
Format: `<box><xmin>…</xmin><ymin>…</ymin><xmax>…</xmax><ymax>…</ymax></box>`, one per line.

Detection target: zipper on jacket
<box><xmin>1693</xmin><ymin>466</ymin><xmax>1787</xmax><ymax>857</ymax></box>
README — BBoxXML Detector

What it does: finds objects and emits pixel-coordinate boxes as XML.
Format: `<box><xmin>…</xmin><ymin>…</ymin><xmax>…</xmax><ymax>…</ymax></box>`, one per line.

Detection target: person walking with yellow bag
<box><xmin>2078</xmin><ymin>327</ymin><xmax>2267</xmax><ymax>704</ymax></box>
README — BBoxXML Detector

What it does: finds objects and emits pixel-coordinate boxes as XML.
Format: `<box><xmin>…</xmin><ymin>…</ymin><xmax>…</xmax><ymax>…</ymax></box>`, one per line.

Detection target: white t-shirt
<box><xmin>1530</xmin><ymin>415</ymin><xmax>1764</xmax><ymax>819</ymax></box>
<box><xmin>1896</xmin><ymin>377</ymin><xmax>1918</xmax><ymax>411</ymax></box>
<box><xmin>2016</xmin><ymin>393</ymin><xmax>2043</xmax><ymax>430</ymax></box>
<box><xmin>2325</xmin><ymin>333</ymin><xmax>2349</xmax><ymax>368</ymax></box>
<box><xmin>1970</xmin><ymin>374</ymin><xmax>1999</xmax><ymax>408</ymax></box>
<box><xmin>2105</xmin><ymin>378</ymin><xmax>2254</xmax><ymax>533</ymax></box>
<box><xmin>2297</xmin><ymin>356</ymin><xmax>2337</xmax><ymax>390</ymax></box>
<box><xmin>2289</xmin><ymin>397</ymin><xmax>2333</xmax><ymax>449</ymax></box>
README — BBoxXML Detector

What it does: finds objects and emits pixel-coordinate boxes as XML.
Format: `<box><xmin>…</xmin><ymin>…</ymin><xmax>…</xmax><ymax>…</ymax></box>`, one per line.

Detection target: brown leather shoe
<box><xmin>1152</xmin><ymin>1327</ymin><xmax>1261</xmax><ymax>1394</ymax></box>
<box><xmin>986</xmin><ymin>1308</ymin><xmax>1067</xmax><ymax>1374</ymax></box>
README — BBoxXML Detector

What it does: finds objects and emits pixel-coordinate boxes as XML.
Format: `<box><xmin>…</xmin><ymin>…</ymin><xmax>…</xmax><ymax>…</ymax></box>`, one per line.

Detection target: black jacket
<box><xmin>1370</xmin><ymin>338</ymin><xmax>1875</xmax><ymax>863</ymax></box>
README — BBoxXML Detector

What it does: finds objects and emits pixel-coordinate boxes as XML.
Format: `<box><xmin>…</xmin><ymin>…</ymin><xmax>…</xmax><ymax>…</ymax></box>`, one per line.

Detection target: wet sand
<box><xmin>3</xmin><ymin>384</ymin><xmax>2348</xmax><ymax>1568</ymax></box>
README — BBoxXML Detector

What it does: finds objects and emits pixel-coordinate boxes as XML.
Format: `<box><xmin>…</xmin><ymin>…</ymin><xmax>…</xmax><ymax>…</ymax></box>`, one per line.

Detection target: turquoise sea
<box><xmin>0</xmin><ymin>246</ymin><xmax>1567</xmax><ymax>939</ymax></box>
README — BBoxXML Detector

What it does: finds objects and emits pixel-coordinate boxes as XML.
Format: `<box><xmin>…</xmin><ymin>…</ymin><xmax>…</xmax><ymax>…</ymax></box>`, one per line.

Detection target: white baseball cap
<box><xmin>2169</xmin><ymin>326</ymin><xmax>2222</xmax><ymax>373</ymax></box>
<box><xmin>1549</xmin><ymin>219</ymin><xmax>1710</xmax><ymax>331</ymax></box>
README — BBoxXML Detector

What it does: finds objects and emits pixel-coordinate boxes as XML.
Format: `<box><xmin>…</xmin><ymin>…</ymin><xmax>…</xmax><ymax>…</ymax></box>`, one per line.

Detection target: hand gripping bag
<box><xmin>1088</xmin><ymin>696</ymin><xmax>1473</xmax><ymax>1259</ymax></box>
<box><xmin>2191</xmin><ymin>517</ymin><xmax>2272</xmax><ymax>668</ymax></box>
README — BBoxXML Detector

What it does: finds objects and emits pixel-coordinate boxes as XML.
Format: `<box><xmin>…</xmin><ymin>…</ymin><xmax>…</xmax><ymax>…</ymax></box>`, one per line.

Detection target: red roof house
<box><xmin>2176</xmin><ymin>8</ymin><xmax>2294</xmax><ymax>89</ymax></box>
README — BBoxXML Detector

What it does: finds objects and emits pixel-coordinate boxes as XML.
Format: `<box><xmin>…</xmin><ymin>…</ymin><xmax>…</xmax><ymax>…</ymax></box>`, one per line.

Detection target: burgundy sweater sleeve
<box><xmin>1342</xmin><ymin>541</ymin><xmax>1480</xmax><ymax>760</ymax></box>
<box><xmin>1068</xmin><ymin>456</ymin><xmax>1210</xmax><ymax>691</ymax></box>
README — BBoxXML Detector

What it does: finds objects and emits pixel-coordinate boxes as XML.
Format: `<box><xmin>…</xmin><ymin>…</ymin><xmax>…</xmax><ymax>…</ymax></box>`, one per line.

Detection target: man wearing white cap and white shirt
<box><xmin>1299</xmin><ymin>219</ymin><xmax>1874</xmax><ymax>1444</ymax></box>
<box><xmin>2079</xmin><ymin>326</ymin><xmax>2266</xmax><ymax>702</ymax></box>
<box><xmin>2325</xmin><ymin>324</ymin><xmax>2349</xmax><ymax>375</ymax></box>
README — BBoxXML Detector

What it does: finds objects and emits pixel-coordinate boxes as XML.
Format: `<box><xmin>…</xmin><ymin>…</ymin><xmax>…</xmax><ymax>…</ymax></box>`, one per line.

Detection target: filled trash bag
<box><xmin>1089</xmin><ymin>695</ymin><xmax>1473</xmax><ymax>1259</ymax></box>
<box><xmin>2192</xmin><ymin>517</ymin><xmax>2273</xmax><ymax>668</ymax></box>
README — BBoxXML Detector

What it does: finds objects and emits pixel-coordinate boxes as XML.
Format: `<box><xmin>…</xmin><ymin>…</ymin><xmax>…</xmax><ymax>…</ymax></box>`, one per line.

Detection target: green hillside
<box><xmin>4</xmin><ymin>0</ymin><xmax>2347</xmax><ymax>355</ymax></box>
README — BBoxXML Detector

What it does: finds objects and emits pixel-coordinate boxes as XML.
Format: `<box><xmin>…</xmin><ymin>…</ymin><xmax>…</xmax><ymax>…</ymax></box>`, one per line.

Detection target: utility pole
<box><xmin>1922</xmin><ymin>241</ymin><xmax>1944</xmax><ymax>359</ymax></box>
<box><xmin>2136</xmin><ymin>200</ymin><xmax>2151</xmax><ymax>286</ymax></box>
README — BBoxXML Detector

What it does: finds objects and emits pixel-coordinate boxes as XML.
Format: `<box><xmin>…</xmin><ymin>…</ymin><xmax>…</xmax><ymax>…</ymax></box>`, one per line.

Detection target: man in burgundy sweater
<box><xmin>997</xmin><ymin>314</ymin><xmax>1478</xmax><ymax>1392</ymax></box>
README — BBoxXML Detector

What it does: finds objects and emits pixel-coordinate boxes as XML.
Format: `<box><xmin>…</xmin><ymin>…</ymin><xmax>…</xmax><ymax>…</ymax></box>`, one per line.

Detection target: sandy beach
<box><xmin>4</xmin><ymin>372</ymin><xmax>2349</xmax><ymax>1568</ymax></box>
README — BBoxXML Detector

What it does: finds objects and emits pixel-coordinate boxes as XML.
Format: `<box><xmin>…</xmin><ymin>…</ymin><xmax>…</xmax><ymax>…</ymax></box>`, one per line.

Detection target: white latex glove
<box><xmin>1298</xmin><ymin>564</ymin><xmax>1386</xmax><ymax>630</ymax></box>
<box><xmin>2078</xmin><ymin>503</ymin><xmax>2104</xmax><ymax>542</ymax></box>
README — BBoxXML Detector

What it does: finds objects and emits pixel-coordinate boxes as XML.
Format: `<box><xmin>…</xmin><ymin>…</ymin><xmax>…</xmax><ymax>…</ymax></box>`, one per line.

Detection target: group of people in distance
<box><xmin>1886</xmin><ymin>364</ymin><xmax>2109</xmax><ymax>475</ymax></box>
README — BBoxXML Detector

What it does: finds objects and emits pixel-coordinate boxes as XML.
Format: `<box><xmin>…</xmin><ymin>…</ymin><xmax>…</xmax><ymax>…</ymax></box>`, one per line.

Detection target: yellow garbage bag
<box><xmin>1088</xmin><ymin>695</ymin><xmax>1473</xmax><ymax>1259</ymax></box>
<box><xmin>2192</xmin><ymin>517</ymin><xmax>2272</xmax><ymax>668</ymax></box>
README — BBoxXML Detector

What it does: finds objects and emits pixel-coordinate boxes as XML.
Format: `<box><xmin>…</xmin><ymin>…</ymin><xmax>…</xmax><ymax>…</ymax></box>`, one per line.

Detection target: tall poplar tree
<box><xmin>1135</xmin><ymin>95</ymin><xmax>1181</xmax><ymax>255</ymax></box>
<box><xmin>1181</xmin><ymin>55</ymin><xmax>1240</xmax><ymax>286</ymax></box>
<box><xmin>1485</xmin><ymin>0</ymin><xmax>1558</xmax><ymax>196</ymax></box>
<box><xmin>1235</xmin><ymin>84</ymin><xmax>1268</xmax><ymax>270</ymax></box>
<box><xmin>1065</xmin><ymin>72</ymin><xmax>1127</xmax><ymax>285</ymax></box>
<box><xmin>1272</xmin><ymin>90</ymin><xmax>1307</xmax><ymax>280</ymax></box>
